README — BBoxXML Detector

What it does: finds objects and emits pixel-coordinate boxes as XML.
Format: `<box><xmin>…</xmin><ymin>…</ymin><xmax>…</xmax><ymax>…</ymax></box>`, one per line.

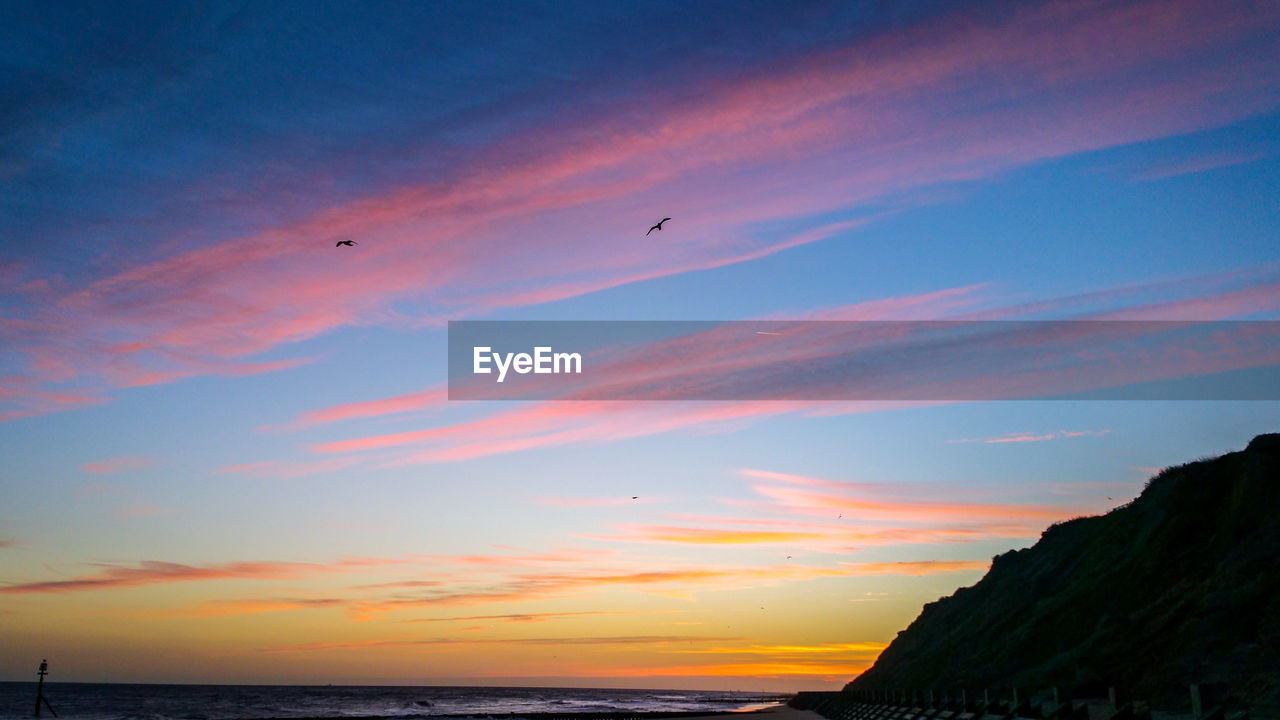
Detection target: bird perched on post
<box><xmin>335</xmin><ymin>239</ymin><xmax>357</xmax><ymax>247</ymax></box>
<box><xmin>646</xmin><ymin>218</ymin><xmax>671</xmax><ymax>236</ymax></box>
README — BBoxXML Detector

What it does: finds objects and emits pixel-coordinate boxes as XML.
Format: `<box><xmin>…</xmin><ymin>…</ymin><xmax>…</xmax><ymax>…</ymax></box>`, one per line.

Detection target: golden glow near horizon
<box><xmin>0</xmin><ymin>467</ymin><xmax>1082</xmax><ymax>688</ymax></box>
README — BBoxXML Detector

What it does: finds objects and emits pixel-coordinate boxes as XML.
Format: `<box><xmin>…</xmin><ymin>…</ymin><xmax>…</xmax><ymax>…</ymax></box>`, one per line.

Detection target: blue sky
<box><xmin>1</xmin><ymin>0</ymin><xmax>1279</xmax><ymax>689</ymax></box>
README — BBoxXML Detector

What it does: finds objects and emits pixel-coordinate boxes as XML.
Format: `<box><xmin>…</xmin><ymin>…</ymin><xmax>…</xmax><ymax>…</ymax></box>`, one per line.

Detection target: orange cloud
<box><xmin>838</xmin><ymin>560</ymin><xmax>989</xmax><ymax>576</ymax></box>
<box><xmin>260</xmin><ymin>635</ymin><xmax>737</xmax><ymax>654</ymax></box>
<box><xmin>742</xmin><ymin>479</ymin><xmax>1074</xmax><ymax>525</ymax></box>
<box><xmin>573</xmin><ymin>661</ymin><xmax>873</xmax><ymax>679</ymax></box>
<box><xmin>403</xmin><ymin>610</ymin><xmax>655</xmax><ymax>624</ymax></box>
<box><xmin>175</xmin><ymin>598</ymin><xmax>346</xmax><ymax>618</ymax></box>
<box><xmin>349</xmin><ymin>564</ymin><xmax>856</xmax><ymax>614</ymax></box>
<box><xmin>672</xmin><ymin>642</ymin><xmax>888</xmax><ymax>657</ymax></box>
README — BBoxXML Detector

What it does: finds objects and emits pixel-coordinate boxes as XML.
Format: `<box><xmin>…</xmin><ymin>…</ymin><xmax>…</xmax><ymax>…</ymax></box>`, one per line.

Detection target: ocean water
<box><xmin>0</xmin><ymin>683</ymin><xmax>789</xmax><ymax>720</ymax></box>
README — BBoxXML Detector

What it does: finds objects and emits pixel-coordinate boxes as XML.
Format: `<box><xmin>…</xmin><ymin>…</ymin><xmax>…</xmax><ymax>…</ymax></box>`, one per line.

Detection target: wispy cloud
<box><xmin>582</xmin><ymin>466</ymin><xmax>1088</xmax><ymax>558</ymax></box>
<box><xmin>1135</xmin><ymin>149</ymin><xmax>1272</xmax><ymax>181</ymax></box>
<box><xmin>212</xmin><ymin>457</ymin><xmax>365</xmax><ymax>479</ymax></box>
<box><xmin>80</xmin><ymin>455</ymin><xmax>155</xmax><ymax>475</ymax></box>
<box><xmin>270</xmin><ymin>389</ymin><xmax>447</xmax><ymax>431</ymax></box>
<box><xmin>403</xmin><ymin>610</ymin><xmax>656</xmax><ymax>625</ymax></box>
<box><xmin>950</xmin><ymin>429</ymin><xmax>1111</xmax><ymax>444</ymax></box>
<box><xmin>260</xmin><ymin>635</ymin><xmax>738</xmax><ymax>654</ymax></box>
<box><xmin>837</xmin><ymin>560</ymin><xmax>989</xmax><ymax>576</ymax></box>
<box><xmin>0</xmin><ymin>557</ymin><xmax>408</xmax><ymax>595</ymax></box>
<box><xmin>348</xmin><ymin>564</ymin><xmax>867</xmax><ymax>615</ymax></box>
<box><xmin>285</xmin><ymin>273</ymin><xmax>1280</xmax><ymax>470</ymax></box>
<box><xmin>5</xmin><ymin>0</ymin><xmax>1278</xmax><ymax>421</ymax></box>
<box><xmin>571</xmin><ymin>661</ymin><xmax>874</xmax><ymax>680</ymax></box>
<box><xmin>171</xmin><ymin>598</ymin><xmax>346</xmax><ymax>618</ymax></box>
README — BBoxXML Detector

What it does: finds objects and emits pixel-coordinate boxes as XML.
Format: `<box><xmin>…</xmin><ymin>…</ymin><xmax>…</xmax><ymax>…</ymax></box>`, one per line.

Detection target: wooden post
<box><xmin>1108</xmin><ymin>688</ymin><xmax>1116</xmax><ymax>711</ymax></box>
<box><xmin>984</xmin><ymin>690</ymin><xmax>990</xmax><ymax>707</ymax></box>
<box><xmin>33</xmin><ymin>659</ymin><xmax>56</xmax><ymax>718</ymax></box>
<box><xmin>1190</xmin><ymin>685</ymin><xmax>1202</xmax><ymax>720</ymax></box>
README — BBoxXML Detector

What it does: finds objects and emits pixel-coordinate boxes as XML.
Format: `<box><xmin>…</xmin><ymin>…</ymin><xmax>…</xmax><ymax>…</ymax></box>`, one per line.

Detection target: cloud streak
<box><xmin>5</xmin><ymin>0</ymin><xmax>1279</xmax><ymax>421</ymax></box>
<box><xmin>0</xmin><ymin>558</ymin><xmax>408</xmax><ymax>595</ymax></box>
<box><xmin>279</xmin><ymin>272</ymin><xmax>1280</xmax><ymax>471</ymax></box>
<box><xmin>81</xmin><ymin>455</ymin><xmax>156</xmax><ymax>475</ymax></box>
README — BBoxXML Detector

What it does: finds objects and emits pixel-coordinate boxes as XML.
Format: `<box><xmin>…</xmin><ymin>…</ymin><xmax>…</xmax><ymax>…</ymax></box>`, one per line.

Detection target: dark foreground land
<box><xmin>841</xmin><ymin>434</ymin><xmax>1280</xmax><ymax>713</ymax></box>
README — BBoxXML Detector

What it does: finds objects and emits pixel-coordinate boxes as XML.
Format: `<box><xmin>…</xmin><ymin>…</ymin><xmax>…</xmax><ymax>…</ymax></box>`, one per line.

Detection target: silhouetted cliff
<box><xmin>847</xmin><ymin>434</ymin><xmax>1280</xmax><ymax>710</ymax></box>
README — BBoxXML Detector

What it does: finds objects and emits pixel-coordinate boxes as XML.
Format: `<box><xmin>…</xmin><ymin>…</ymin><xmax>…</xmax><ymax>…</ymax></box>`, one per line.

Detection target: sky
<box><xmin>2</xmin><ymin>0</ymin><xmax>1280</xmax><ymax>691</ymax></box>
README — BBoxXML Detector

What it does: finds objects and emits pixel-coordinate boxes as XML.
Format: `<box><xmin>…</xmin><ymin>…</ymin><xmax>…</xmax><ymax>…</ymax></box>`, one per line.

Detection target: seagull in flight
<box><xmin>335</xmin><ymin>239</ymin><xmax>357</xmax><ymax>247</ymax></box>
<box><xmin>646</xmin><ymin>218</ymin><xmax>671</xmax><ymax>236</ymax></box>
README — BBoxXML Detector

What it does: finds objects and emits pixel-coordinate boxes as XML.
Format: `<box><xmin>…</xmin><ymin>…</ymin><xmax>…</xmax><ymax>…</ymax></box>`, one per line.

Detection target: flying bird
<box><xmin>335</xmin><ymin>239</ymin><xmax>357</xmax><ymax>247</ymax></box>
<box><xmin>646</xmin><ymin>217</ymin><xmax>671</xmax><ymax>236</ymax></box>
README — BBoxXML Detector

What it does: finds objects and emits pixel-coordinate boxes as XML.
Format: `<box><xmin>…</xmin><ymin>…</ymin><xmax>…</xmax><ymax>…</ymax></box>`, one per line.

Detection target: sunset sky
<box><xmin>2</xmin><ymin>0</ymin><xmax>1280</xmax><ymax>691</ymax></box>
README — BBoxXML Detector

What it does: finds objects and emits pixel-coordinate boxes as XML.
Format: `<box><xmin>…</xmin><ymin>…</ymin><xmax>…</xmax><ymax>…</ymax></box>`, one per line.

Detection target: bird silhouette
<box><xmin>646</xmin><ymin>218</ymin><xmax>671</xmax><ymax>236</ymax></box>
<box><xmin>335</xmin><ymin>240</ymin><xmax>357</xmax><ymax>247</ymax></box>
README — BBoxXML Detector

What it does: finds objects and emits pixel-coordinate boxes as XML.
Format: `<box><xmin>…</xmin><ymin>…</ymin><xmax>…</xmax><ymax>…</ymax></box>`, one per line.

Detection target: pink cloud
<box><xmin>5</xmin><ymin>0</ymin><xmax>1280</xmax><ymax>421</ymax></box>
<box><xmin>282</xmin><ymin>389</ymin><xmax>447</xmax><ymax>430</ymax></box>
<box><xmin>297</xmin><ymin>279</ymin><xmax>1278</xmax><ymax>467</ymax></box>
<box><xmin>80</xmin><ymin>455</ymin><xmax>155</xmax><ymax>475</ymax></box>
<box><xmin>0</xmin><ymin>557</ymin><xmax>409</xmax><ymax>594</ymax></box>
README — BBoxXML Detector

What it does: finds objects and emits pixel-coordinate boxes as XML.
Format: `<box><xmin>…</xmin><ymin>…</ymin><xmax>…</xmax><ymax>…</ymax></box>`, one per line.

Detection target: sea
<box><xmin>0</xmin><ymin>684</ymin><xmax>790</xmax><ymax>720</ymax></box>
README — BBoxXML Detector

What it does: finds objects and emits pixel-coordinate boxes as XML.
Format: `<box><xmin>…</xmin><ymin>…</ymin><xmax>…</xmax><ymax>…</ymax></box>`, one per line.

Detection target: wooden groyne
<box><xmin>789</xmin><ymin>685</ymin><xmax>1260</xmax><ymax>720</ymax></box>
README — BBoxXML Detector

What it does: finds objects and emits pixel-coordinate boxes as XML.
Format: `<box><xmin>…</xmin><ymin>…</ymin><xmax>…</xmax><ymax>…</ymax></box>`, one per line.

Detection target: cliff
<box><xmin>846</xmin><ymin>434</ymin><xmax>1280</xmax><ymax>710</ymax></box>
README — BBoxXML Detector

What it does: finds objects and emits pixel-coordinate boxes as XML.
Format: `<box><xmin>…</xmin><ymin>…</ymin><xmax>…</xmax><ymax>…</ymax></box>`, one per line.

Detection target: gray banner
<box><xmin>447</xmin><ymin>320</ymin><xmax>1280</xmax><ymax>401</ymax></box>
